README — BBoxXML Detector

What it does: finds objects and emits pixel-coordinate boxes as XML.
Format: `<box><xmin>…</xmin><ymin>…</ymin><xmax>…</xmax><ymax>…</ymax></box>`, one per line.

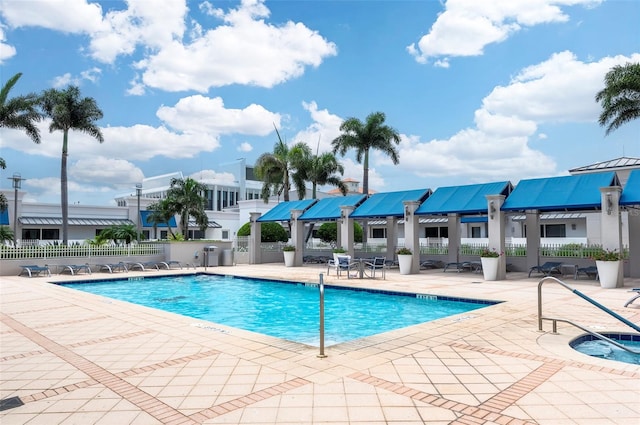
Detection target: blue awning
<box><xmin>349</xmin><ymin>189</ymin><xmax>431</xmax><ymax>219</ymax></box>
<box><xmin>299</xmin><ymin>195</ymin><xmax>366</xmax><ymax>221</ymax></box>
<box><xmin>0</xmin><ymin>209</ymin><xmax>8</xmax><ymax>225</ymax></box>
<box><xmin>502</xmin><ymin>172</ymin><xmax>618</xmax><ymax>212</ymax></box>
<box><xmin>416</xmin><ymin>181</ymin><xmax>511</xmax><ymax>215</ymax></box>
<box><xmin>257</xmin><ymin>199</ymin><xmax>317</xmax><ymax>222</ymax></box>
<box><xmin>461</xmin><ymin>216</ymin><xmax>488</xmax><ymax>223</ymax></box>
<box><xmin>140</xmin><ymin>210</ymin><xmax>177</xmax><ymax>228</ymax></box>
<box><xmin>621</xmin><ymin>169</ymin><xmax>640</xmax><ymax>206</ymax></box>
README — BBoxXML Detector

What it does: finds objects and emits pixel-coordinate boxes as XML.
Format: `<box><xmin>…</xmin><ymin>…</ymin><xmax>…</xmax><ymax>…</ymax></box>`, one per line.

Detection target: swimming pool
<box><xmin>571</xmin><ymin>333</ymin><xmax>640</xmax><ymax>365</ymax></box>
<box><xmin>60</xmin><ymin>274</ymin><xmax>498</xmax><ymax>346</ymax></box>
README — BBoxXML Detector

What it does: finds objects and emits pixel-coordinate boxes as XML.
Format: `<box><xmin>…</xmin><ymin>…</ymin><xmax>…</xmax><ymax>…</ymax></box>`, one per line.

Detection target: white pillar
<box><xmin>486</xmin><ymin>194</ymin><xmax>506</xmax><ymax>280</ymax></box>
<box><xmin>447</xmin><ymin>213</ymin><xmax>460</xmax><ymax>263</ymax></box>
<box><xmin>291</xmin><ymin>209</ymin><xmax>305</xmax><ymax>267</ymax></box>
<box><xmin>600</xmin><ymin>187</ymin><xmax>623</xmax><ymax>286</ymax></box>
<box><xmin>386</xmin><ymin>215</ymin><xmax>397</xmax><ymax>262</ymax></box>
<box><xmin>339</xmin><ymin>205</ymin><xmax>355</xmax><ymax>258</ymax></box>
<box><xmin>403</xmin><ymin>200</ymin><xmax>421</xmax><ymax>274</ymax></box>
<box><xmin>525</xmin><ymin>210</ymin><xmax>540</xmax><ymax>269</ymax></box>
<box><xmin>249</xmin><ymin>212</ymin><xmax>262</xmax><ymax>264</ymax></box>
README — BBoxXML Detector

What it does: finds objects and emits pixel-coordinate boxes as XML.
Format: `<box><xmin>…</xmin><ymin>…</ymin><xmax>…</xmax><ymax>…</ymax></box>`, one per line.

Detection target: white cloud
<box><xmin>292</xmin><ymin>101</ymin><xmax>344</xmax><ymax>153</ymax></box>
<box><xmin>238</xmin><ymin>142</ymin><xmax>253</xmax><ymax>152</ymax></box>
<box><xmin>408</xmin><ymin>0</ymin><xmax>603</xmax><ymax>65</ymax></box>
<box><xmin>71</xmin><ymin>157</ymin><xmax>144</xmax><ymax>188</ymax></box>
<box><xmin>391</xmin><ymin>51</ymin><xmax>639</xmax><ymax>183</ymax></box>
<box><xmin>188</xmin><ymin>169</ymin><xmax>236</xmax><ymax>183</ymax></box>
<box><xmin>139</xmin><ymin>0</ymin><xmax>337</xmax><ymax>91</ymax></box>
<box><xmin>156</xmin><ymin>95</ymin><xmax>281</xmax><ymax>135</ymax></box>
<box><xmin>0</xmin><ymin>0</ymin><xmax>105</xmax><ymax>33</ymax></box>
<box><xmin>0</xmin><ymin>25</ymin><xmax>16</xmax><ymax>63</ymax></box>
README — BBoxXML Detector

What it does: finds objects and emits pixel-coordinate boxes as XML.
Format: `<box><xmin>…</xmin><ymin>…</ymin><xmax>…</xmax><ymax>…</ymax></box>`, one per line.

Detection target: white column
<box><xmin>600</xmin><ymin>186</ymin><xmax>623</xmax><ymax>287</ymax></box>
<box><xmin>525</xmin><ymin>210</ymin><xmax>540</xmax><ymax>269</ymax></box>
<box><xmin>291</xmin><ymin>209</ymin><xmax>305</xmax><ymax>267</ymax></box>
<box><xmin>249</xmin><ymin>212</ymin><xmax>262</xmax><ymax>264</ymax></box>
<box><xmin>447</xmin><ymin>213</ymin><xmax>460</xmax><ymax>263</ymax></box>
<box><xmin>486</xmin><ymin>194</ymin><xmax>506</xmax><ymax>280</ymax></box>
<box><xmin>386</xmin><ymin>215</ymin><xmax>397</xmax><ymax>262</ymax></box>
<box><xmin>403</xmin><ymin>200</ymin><xmax>421</xmax><ymax>274</ymax></box>
<box><xmin>339</xmin><ymin>206</ymin><xmax>355</xmax><ymax>258</ymax></box>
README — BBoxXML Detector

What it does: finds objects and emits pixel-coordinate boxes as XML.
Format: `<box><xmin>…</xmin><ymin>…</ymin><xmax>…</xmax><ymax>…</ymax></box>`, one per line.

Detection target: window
<box><xmin>189</xmin><ymin>230</ymin><xmax>205</xmax><ymax>240</ymax></box>
<box><xmin>22</xmin><ymin>228</ymin><xmax>40</xmax><ymax>239</ymax></box>
<box><xmin>424</xmin><ymin>227</ymin><xmax>438</xmax><ymax>238</ymax></box>
<box><xmin>160</xmin><ymin>230</ymin><xmax>168</xmax><ymax>239</ymax></box>
<box><xmin>541</xmin><ymin>224</ymin><xmax>566</xmax><ymax>237</ymax></box>
<box><xmin>471</xmin><ymin>226</ymin><xmax>481</xmax><ymax>238</ymax></box>
<box><xmin>371</xmin><ymin>228</ymin><xmax>386</xmax><ymax>238</ymax></box>
<box><xmin>42</xmin><ymin>229</ymin><xmax>60</xmax><ymax>240</ymax></box>
<box><xmin>222</xmin><ymin>230</ymin><xmax>230</xmax><ymax>239</ymax></box>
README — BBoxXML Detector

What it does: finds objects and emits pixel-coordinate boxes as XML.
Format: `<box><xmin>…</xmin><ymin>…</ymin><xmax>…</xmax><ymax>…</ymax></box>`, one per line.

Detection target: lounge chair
<box><xmin>58</xmin><ymin>264</ymin><xmax>92</xmax><ymax>275</ymax></box>
<box><xmin>364</xmin><ymin>257</ymin><xmax>387</xmax><ymax>279</ymax></box>
<box><xmin>421</xmin><ymin>260</ymin><xmax>444</xmax><ymax>270</ymax></box>
<box><xmin>444</xmin><ymin>262</ymin><xmax>479</xmax><ymax>273</ymax></box>
<box><xmin>127</xmin><ymin>262</ymin><xmax>160</xmax><ymax>271</ymax></box>
<box><xmin>97</xmin><ymin>262</ymin><xmax>128</xmax><ymax>273</ymax></box>
<box><xmin>528</xmin><ymin>262</ymin><xmax>562</xmax><ymax>278</ymax></box>
<box><xmin>19</xmin><ymin>265</ymin><xmax>51</xmax><ymax>278</ymax></box>
<box><xmin>576</xmin><ymin>266</ymin><xmax>598</xmax><ymax>280</ymax></box>
<box><xmin>624</xmin><ymin>288</ymin><xmax>640</xmax><ymax>307</ymax></box>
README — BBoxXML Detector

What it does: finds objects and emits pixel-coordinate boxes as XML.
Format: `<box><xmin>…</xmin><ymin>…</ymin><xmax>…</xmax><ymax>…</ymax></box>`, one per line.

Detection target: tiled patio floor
<box><xmin>1</xmin><ymin>263</ymin><xmax>639</xmax><ymax>424</ymax></box>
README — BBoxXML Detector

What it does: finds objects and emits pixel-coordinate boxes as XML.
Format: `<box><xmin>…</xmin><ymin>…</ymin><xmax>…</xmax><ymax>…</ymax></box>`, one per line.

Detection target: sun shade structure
<box><xmin>416</xmin><ymin>181</ymin><xmax>511</xmax><ymax>215</ymax></box>
<box><xmin>140</xmin><ymin>210</ymin><xmax>177</xmax><ymax>228</ymax></box>
<box><xmin>502</xmin><ymin>172</ymin><xmax>618</xmax><ymax>212</ymax></box>
<box><xmin>0</xmin><ymin>209</ymin><xmax>8</xmax><ymax>225</ymax></box>
<box><xmin>620</xmin><ymin>169</ymin><xmax>640</xmax><ymax>206</ymax></box>
<box><xmin>19</xmin><ymin>217</ymin><xmax>134</xmax><ymax>226</ymax></box>
<box><xmin>299</xmin><ymin>195</ymin><xmax>366</xmax><ymax>221</ymax></box>
<box><xmin>257</xmin><ymin>199</ymin><xmax>317</xmax><ymax>222</ymax></box>
<box><xmin>349</xmin><ymin>189</ymin><xmax>431</xmax><ymax>219</ymax></box>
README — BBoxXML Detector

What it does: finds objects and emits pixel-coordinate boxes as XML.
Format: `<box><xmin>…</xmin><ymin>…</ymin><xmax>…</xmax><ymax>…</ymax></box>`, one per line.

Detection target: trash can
<box><xmin>222</xmin><ymin>249</ymin><xmax>234</xmax><ymax>266</ymax></box>
<box><xmin>203</xmin><ymin>246</ymin><xmax>219</xmax><ymax>267</ymax></box>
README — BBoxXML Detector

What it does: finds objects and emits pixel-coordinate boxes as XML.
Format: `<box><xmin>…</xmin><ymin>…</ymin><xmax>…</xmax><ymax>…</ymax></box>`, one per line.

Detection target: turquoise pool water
<box><xmin>60</xmin><ymin>274</ymin><xmax>496</xmax><ymax>346</ymax></box>
<box><xmin>571</xmin><ymin>333</ymin><xmax>640</xmax><ymax>365</ymax></box>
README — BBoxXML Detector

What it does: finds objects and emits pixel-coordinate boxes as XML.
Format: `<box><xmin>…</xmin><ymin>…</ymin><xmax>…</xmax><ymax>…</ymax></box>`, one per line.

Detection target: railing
<box><xmin>538</xmin><ymin>276</ymin><xmax>640</xmax><ymax>354</ymax></box>
<box><xmin>0</xmin><ymin>243</ymin><xmax>164</xmax><ymax>260</ymax></box>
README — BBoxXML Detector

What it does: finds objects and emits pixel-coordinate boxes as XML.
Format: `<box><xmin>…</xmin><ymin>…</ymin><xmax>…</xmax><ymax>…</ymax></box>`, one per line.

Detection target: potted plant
<box><xmin>283</xmin><ymin>244</ymin><xmax>296</xmax><ymax>267</ymax></box>
<box><xmin>480</xmin><ymin>248</ymin><xmax>502</xmax><ymax>281</ymax></box>
<box><xmin>396</xmin><ymin>247</ymin><xmax>412</xmax><ymax>275</ymax></box>
<box><xmin>591</xmin><ymin>248</ymin><xmax>622</xmax><ymax>288</ymax></box>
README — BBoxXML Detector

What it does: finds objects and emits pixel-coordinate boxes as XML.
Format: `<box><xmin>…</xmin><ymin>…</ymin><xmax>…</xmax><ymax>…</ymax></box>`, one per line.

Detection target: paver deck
<box><xmin>1</xmin><ymin>263</ymin><xmax>639</xmax><ymax>424</ymax></box>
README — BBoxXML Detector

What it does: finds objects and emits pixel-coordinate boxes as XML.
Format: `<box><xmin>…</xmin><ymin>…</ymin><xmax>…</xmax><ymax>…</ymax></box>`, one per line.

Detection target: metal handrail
<box><xmin>538</xmin><ymin>276</ymin><xmax>640</xmax><ymax>355</ymax></box>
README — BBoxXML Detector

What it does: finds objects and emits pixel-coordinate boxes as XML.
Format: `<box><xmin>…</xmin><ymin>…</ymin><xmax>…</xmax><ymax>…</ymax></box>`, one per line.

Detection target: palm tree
<box><xmin>595</xmin><ymin>62</ymin><xmax>640</xmax><ymax>135</ymax></box>
<box><xmin>147</xmin><ymin>199</ymin><xmax>178</xmax><ymax>240</ymax></box>
<box><xmin>331</xmin><ymin>111</ymin><xmax>400</xmax><ymax>196</ymax></box>
<box><xmin>39</xmin><ymin>85</ymin><xmax>104</xmax><ymax>245</ymax></box>
<box><xmin>291</xmin><ymin>145</ymin><xmax>347</xmax><ymax>199</ymax></box>
<box><xmin>0</xmin><ymin>72</ymin><xmax>42</xmax><ymax>147</ymax></box>
<box><xmin>166</xmin><ymin>177</ymin><xmax>209</xmax><ymax>240</ymax></box>
<box><xmin>0</xmin><ymin>72</ymin><xmax>42</xmax><ymax>208</ymax></box>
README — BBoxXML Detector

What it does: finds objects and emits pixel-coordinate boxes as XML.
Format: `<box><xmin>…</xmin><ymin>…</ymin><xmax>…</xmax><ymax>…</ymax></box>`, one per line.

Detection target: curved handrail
<box><xmin>538</xmin><ymin>276</ymin><xmax>640</xmax><ymax>354</ymax></box>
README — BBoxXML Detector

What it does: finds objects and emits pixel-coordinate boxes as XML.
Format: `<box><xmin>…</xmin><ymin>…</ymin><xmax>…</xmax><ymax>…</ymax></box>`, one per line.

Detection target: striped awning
<box><xmin>19</xmin><ymin>217</ymin><xmax>134</xmax><ymax>226</ymax></box>
<box><xmin>510</xmin><ymin>213</ymin><xmax>587</xmax><ymax>221</ymax></box>
<box><xmin>188</xmin><ymin>220</ymin><xmax>221</xmax><ymax>228</ymax></box>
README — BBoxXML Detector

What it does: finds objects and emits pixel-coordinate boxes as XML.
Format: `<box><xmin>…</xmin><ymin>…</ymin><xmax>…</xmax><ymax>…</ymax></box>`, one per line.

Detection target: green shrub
<box><xmin>237</xmin><ymin>221</ymin><xmax>288</xmax><ymax>243</ymax></box>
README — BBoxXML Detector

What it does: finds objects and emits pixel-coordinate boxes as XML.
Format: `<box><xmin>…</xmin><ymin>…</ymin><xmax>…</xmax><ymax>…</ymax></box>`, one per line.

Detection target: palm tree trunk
<box><xmin>361</xmin><ymin>150</ymin><xmax>369</xmax><ymax>245</ymax></box>
<box><xmin>61</xmin><ymin>130</ymin><xmax>69</xmax><ymax>245</ymax></box>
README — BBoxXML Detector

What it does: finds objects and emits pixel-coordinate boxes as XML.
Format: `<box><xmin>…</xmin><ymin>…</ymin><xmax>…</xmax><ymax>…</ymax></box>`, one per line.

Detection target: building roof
<box><xmin>349</xmin><ymin>189</ymin><xmax>431</xmax><ymax>219</ymax></box>
<box><xmin>569</xmin><ymin>157</ymin><xmax>640</xmax><ymax>174</ymax></box>
<box><xmin>620</xmin><ymin>169</ymin><xmax>640</xmax><ymax>206</ymax></box>
<box><xmin>502</xmin><ymin>172</ymin><xmax>618</xmax><ymax>212</ymax></box>
<box><xmin>416</xmin><ymin>181</ymin><xmax>511</xmax><ymax>215</ymax></box>
<box><xmin>299</xmin><ymin>195</ymin><xmax>366</xmax><ymax>221</ymax></box>
<box><xmin>19</xmin><ymin>217</ymin><xmax>134</xmax><ymax>226</ymax></box>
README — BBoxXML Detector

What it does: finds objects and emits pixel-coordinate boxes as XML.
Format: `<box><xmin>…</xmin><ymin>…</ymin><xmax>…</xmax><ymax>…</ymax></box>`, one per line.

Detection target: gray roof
<box><xmin>19</xmin><ymin>217</ymin><xmax>134</xmax><ymax>226</ymax></box>
<box><xmin>569</xmin><ymin>157</ymin><xmax>640</xmax><ymax>174</ymax></box>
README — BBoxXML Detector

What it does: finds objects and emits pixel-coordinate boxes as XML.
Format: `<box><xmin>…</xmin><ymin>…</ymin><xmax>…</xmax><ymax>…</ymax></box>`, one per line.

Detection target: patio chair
<box><xmin>58</xmin><ymin>264</ymin><xmax>92</xmax><ymax>275</ymax></box>
<box><xmin>19</xmin><ymin>265</ymin><xmax>51</xmax><ymax>278</ymax></box>
<box><xmin>97</xmin><ymin>262</ymin><xmax>128</xmax><ymax>273</ymax></box>
<box><xmin>421</xmin><ymin>260</ymin><xmax>444</xmax><ymax>270</ymax></box>
<box><xmin>444</xmin><ymin>262</ymin><xmax>475</xmax><ymax>273</ymax></box>
<box><xmin>576</xmin><ymin>265</ymin><xmax>598</xmax><ymax>280</ymax></box>
<box><xmin>528</xmin><ymin>262</ymin><xmax>562</xmax><ymax>278</ymax></box>
<box><xmin>624</xmin><ymin>288</ymin><xmax>640</xmax><ymax>307</ymax></box>
<box><xmin>364</xmin><ymin>257</ymin><xmax>387</xmax><ymax>279</ymax></box>
<box><xmin>127</xmin><ymin>262</ymin><xmax>160</xmax><ymax>271</ymax></box>
<box><xmin>327</xmin><ymin>255</ymin><xmax>359</xmax><ymax>278</ymax></box>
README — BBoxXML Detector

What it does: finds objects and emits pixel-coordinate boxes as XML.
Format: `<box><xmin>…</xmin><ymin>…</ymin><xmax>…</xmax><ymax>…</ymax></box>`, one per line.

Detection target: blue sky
<box><xmin>1</xmin><ymin>0</ymin><xmax>638</xmax><ymax>206</ymax></box>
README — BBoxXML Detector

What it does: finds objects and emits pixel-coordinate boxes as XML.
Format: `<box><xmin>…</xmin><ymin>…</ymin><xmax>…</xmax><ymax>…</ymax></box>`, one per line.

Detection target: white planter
<box><xmin>481</xmin><ymin>257</ymin><xmax>499</xmax><ymax>281</ymax></box>
<box><xmin>283</xmin><ymin>251</ymin><xmax>295</xmax><ymax>267</ymax></box>
<box><xmin>398</xmin><ymin>254</ymin><xmax>412</xmax><ymax>275</ymax></box>
<box><xmin>596</xmin><ymin>260</ymin><xmax>620</xmax><ymax>289</ymax></box>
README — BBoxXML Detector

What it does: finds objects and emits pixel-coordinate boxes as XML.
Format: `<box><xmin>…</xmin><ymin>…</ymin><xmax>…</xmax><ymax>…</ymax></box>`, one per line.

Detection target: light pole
<box><xmin>136</xmin><ymin>183</ymin><xmax>142</xmax><ymax>243</ymax></box>
<box><xmin>8</xmin><ymin>173</ymin><xmax>24</xmax><ymax>247</ymax></box>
